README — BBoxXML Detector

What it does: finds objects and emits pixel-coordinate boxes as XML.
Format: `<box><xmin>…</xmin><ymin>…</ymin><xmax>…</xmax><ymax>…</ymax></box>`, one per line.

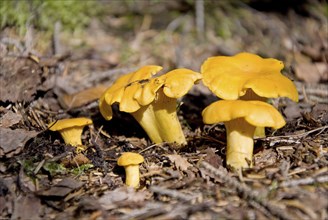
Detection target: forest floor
<box><xmin>0</xmin><ymin>1</ymin><xmax>327</xmax><ymax>220</ymax></box>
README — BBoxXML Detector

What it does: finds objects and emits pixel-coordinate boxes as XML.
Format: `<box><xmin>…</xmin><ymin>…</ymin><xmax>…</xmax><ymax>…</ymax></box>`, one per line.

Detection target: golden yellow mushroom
<box><xmin>202</xmin><ymin>100</ymin><xmax>286</xmax><ymax>170</ymax></box>
<box><xmin>201</xmin><ymin>52</ymin><xmax>298</xmax><ymax>137</ymax></box>
<box><xmin>99</xmin><ymin>65</ymin><xmax>201</xmax><ymax>145</ymax></box>
<box><xmin>117</xmin><ymin>152</ymin><xmax>144</xmax><ymax>188</ymax></box>
<box><xmin>48</xmin><ymin>117</ymin><xmax>92</xmax><ymax>151</ymax></box>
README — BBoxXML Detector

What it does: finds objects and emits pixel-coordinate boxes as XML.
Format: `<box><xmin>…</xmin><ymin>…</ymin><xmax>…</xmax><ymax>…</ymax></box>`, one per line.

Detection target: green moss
<box><xmin>43</xmin><ymin>161</ymin><xmax>67</xmax><ymax>176</ymax></box>
<box><xmin>0</xmin><ymin>0</ymin><xmax>104</xmax><ymax>35</ymax></box>
<box><xmin>21</xmin><ymin>159</ymin><xmax>37</xmax><ymax>176</ymax></box>
<box><xmin>71</xmin><ymin>163</ymin><xmax>94</xmax><ymax>176</ymax></box>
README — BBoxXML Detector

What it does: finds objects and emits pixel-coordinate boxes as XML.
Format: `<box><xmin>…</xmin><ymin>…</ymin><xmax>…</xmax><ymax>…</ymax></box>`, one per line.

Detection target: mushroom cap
<box><xmin>201</xmin><ymin>52</ymin><xmax>299</xmax><ymax>101</ymax></box>
<box><xmin>99</xmin><ymin>65</ymin><xmax>162</xmax><ymax>120</ymax></box>
<box><xmin>202</xmin><ymin>100</ymin><xmax>286</xmax><ymax>129</ymax></box>
<box><xmin>48</xmin><ymin>117</ymin><xmax>93</xmax><ymax>131</ymax></box>
<box><xmin>99</xmin><ymin>66</ymin><xmax>201</xmax><ymax>119</ymax></box>
<box><xmin>117</xmin><ymin>152</ymin><xmax>144</xmax><ymax>166</ymax></box>
<box><xmin>134</xmin><ymin>68</ymin><xmax>202</xmax><ymax>105</ymax></box>
<box><xmin>160</xmin><ymin>68</ymin><xmax>202</xmax><ymax>98</ymax></box>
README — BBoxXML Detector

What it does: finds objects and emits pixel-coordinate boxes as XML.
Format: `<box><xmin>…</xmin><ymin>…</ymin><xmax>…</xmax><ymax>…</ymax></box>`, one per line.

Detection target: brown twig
<box><xmin>138</xmin><ymin>143</ymin><xmax>163</xmax><ymax>154</ymax></box>
<box><xmin>280</xmin><ymin>175</ymin><xmax>328</xmax><ymax>188</ymax></box>
<box><xmin>200</xmin><ymin>161</ymin><xmax>294</xmax><ymax>220</ymax></box>
<box><xmin>195</xmin><ymin>0</ymin><xmax>205</xmax><ymax>40</ymax></box>
<box><xmin>256</xmin><ymin>125</ymin><xmax>328</xmax><ymax>145</ymax></box>
<box><xmin>150</xmin><ymin>185</ymin><xmax>198</xmax><ymax>202</ymax></box>
<box><xmin>53</xmin><ymin>21</ymin><xmax>62</xmax><ymax>55</ymax></box>
<box><xmin>120</xmin><ymin>202</ymin><xmax>167</xmax><ymax>220</ymax></box>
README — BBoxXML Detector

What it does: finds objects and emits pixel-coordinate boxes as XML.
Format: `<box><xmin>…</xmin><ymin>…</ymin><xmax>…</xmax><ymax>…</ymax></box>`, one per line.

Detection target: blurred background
<box><xmin>1</xmin><ymin>0</ymin><xmax>327</xmax><ymax>95</ymax></box>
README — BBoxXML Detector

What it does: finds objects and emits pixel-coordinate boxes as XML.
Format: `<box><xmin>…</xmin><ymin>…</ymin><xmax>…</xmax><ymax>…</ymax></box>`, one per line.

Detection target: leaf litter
<box><xmin>0</xmin><ymin>1</ymin><xmax>328</xmax><ymax>220</ymax></box>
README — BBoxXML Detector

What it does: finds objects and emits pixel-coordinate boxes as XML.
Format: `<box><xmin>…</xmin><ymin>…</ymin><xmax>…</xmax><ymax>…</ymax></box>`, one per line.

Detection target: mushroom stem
<box><xmin>132</xmin><ymin>88</ymin><xmax>186</xmax><ymax>145</ymax></box>
<box><xmin>225</xmin><ymin>118</ymin><xmax>256</xmax><ymax>169</ymax></box>
<box><xmin>253</xmin><ymin>126</ymin><xmax>265</xmax><ymax>138</ymax></box>
<box><xmin>59</xmin><ymin>127</ymin><xmax>83</xmax><ymax>146</ymax></box>
<box><xmin>124</xmin><ymin>165</ymin><xmax>141</xmax><ymax>188</ymax></box>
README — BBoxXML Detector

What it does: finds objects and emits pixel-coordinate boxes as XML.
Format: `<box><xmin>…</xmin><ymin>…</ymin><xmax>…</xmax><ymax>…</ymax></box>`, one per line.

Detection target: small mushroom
<box><xmin>48</xmin><ymin>117</ymin><xmax>92</xmax><ymax>151</ymax></box>
<box><xmin>201</xmin><ymin>52</ymin><xmax>298</xmax><ymax>137</ymax></box>
<box><xmin>117</xmin><ymin>152</ymin><xmax>144</xmax><ymax>188</ymax></box>
<box><xmin>99</xmin><ymin>65</ymin><xmax>201</xmax><ymax>145</ymax></box>
<box><xmin>202</xmin><ymin>100</ymin><xmax>286</xmax><ymax>170</ymax></box>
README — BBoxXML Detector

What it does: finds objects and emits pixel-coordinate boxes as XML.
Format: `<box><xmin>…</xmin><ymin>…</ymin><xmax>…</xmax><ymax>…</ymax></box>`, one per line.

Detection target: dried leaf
<box><xmin>99</xmin><ymin>187</ymin><xmax>148</xmax><ymax>210</ymax></box>
<box><xmin>0</xmin><ymin>128</ymin><xmax>38</xmax><ymax>157</ymax></box>
<box><xmin>11</xmin><ymin>194</ymin><xmax>42</xmax><ymax>220</ymax></box>
<box><xmin>283</xmin><ymin>101</ymin><xmax>302</xmax><ymax>120</ymax></box>
<box><xmin>165</xmin><ymin>154</ymin><xmax>192</xmax><ymax>171</ymax></box>
<box><xmin>61</xmin><ymin>153</ymin><xmax>91</xmax><ymax>167</ymax></box>
<box><xmin>294</xmin><ymin>62</ymin><xmax>328</xmax><ymax>83</ymax></box>
<box><xmin>36</xmin><ymin>177</ymin><xmax>84</xmax><ymax>198</ymax></box>
<box><xmin>283</xmin><ymin>199</ymin><xmax>318</xmax><ymax>219</ymax></box>
<box><xmin>59</xmin><ymin>85</ymin><xmax>107</xmax><ymax>109</ymax></box>
<box><xmin>0</xmin><ymin>111</ymin><xmax>22</xmax><ymax>128</ymax></box>
<box><xmin>0</xmin><ymin>57</ymin><xmax>43</xmax><ymax>102</ymax></box>
<box><xmin>204</xmin><ymin>148</ymin><xmax>222</xmax><ymax>168</ymax></box>
<box><xmin>18</xmin><ymin>167</ymin><xmax>38</xmax><ymax>193</ymax></box>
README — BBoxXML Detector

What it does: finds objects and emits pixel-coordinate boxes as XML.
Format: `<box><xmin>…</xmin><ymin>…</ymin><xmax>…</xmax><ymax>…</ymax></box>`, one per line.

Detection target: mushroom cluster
<box><xmin>99</xmin><ymin>65</ymin><xmax>202</xmax><ymax>145</ymax></box>
<box><xmin>45</xmin><ymin>53</ymin><xmax>299</xmax><ymax>179</ymax></box>
<box><xmin>201</xmin><ymin>52</ymin><xmax>298</xmax><ymax>169</ymax></box>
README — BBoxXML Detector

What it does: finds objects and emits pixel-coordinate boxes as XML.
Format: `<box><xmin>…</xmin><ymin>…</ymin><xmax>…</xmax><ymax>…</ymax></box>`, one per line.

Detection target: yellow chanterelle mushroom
<box><xmin>201</xmin><ymin>52</ymin><xmax>298</xmax><ymax>137</ymax></box>
<box><xmin>202</xmin><ymin>100</ymin><xmax>286</xmax><ymax>170</ymax></box>
<box><xmin>117</xmin><ymin>152</ymin><xmax>144</xmax><ymax>188</ymax></box>
<box><xmin>48</xmin><ymin>117</ymin><xmax>92</xmax><ymax>151</ymax></box>
<box><xmin>99</xmin><ymin>65</ymin><xmax>201</xmax><ymax>145</ymax></box>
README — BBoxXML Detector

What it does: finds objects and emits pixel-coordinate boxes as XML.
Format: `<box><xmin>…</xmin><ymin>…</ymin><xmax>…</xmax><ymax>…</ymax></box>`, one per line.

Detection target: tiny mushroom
<box><xmin>202</xmin><ymin>100</ymin><xmax>286</xmax><ymax>170</ymax></box>
<box><xmin>99</xmin><ymin>65</ymin><xmax>202</xmax><ymax>145</ymax></box>
<box><xmin>201</xmin><ymin>52</ymin><xmax>298</xmax><ymax>137</ymax></box>
<box><xmin>48</xmin><ymin>117</ymin><xmax>92</xmax><ymax>151</ymax></box>
<box><xmin>117</xmin><ymin>152</ymin><xmax>144</xmax><ymax>188</ymax></box>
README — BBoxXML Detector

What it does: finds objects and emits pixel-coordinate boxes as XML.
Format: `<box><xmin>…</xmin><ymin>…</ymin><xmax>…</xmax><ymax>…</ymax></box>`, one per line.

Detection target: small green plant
<box><xmin>0</xmin><ymin>0</ymin><xmax>104</xmax><ymax>35</ymax></box>
<box><xmin>71</xmin><ymin>163</ymin><xmax>94</xmax><ymax>176</ymax></box>
<box><xmin>43</xmin><ymin>161</ymin><xmax>67</xmax><ymax>176</ymax></box>
<box><xmin>21</xmin><ymin>159</ymin><xmax>37</xmax><ymax>176</ymax></box>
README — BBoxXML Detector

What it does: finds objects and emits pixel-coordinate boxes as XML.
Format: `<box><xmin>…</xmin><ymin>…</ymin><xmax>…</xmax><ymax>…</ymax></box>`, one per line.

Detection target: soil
<box><xmin>0</xmin><ymin>1</ymin><xmax>327</xmax><ymax>220</ymax></box>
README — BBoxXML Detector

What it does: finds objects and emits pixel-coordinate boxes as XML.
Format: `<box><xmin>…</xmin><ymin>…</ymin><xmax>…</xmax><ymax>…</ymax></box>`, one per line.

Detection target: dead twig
<box><xmin>248</xmin><ymin>200</ymin><xmax>278</xmax><ymax>220</ymax></box>
<box><xmin>295</xmin><ymin>81</ymin><xmax>328</xmax><ymax>104</ymax></box>
<box><xmin>256</xmin><ymin>125</ymin><xmax>328</xmax><ymax>146</ymax></box>
<box><xmin>200</xmin><ymin>161</ymin><xmax>294</xmax><ymax>220</ymax></box>
<box><xmin>280</xmin><ymin>175</ymin><xmax>328</xmax><ymax>188</ymax></box>
<box><xmin>53</xmin><ymin>21</ymin><xmax>62</xmax><ymax>55</ymax></box>
<box><xmin>29</xmin><ymin>107</ymin><xmax>47</xmax><ymax>130</ymax></box>
<box><xmin>138</xmin><ymin>143</ymin><xmax>163</xmax><ymax>154</ymax></box>
<box><xmin>120</xmin><ymin>202</ymin><xmax>168</xmax><ymax>220</ymax></box>
<box><xmin>47</xmin><ymin>151</ymin><xmax>71</xmax><ymax>163</ymax></box>
<box><xmin>195</xmin><ymin>0</ymin><xmax>205</xmax><ymax>40</ymax></box>
<box><xmin>150</xmin><ymin>185</ymin><xmax>197</xmax><ymax>202</ymax></box>
<box><xmin>156</xmin><ymin>201</ymin><xmax>214</xmax><ymax>219</ymax></box>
